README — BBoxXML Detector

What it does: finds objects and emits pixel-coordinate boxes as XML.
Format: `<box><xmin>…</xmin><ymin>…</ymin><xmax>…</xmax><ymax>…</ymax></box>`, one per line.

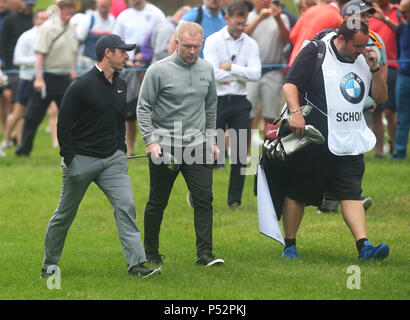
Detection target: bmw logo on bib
<box><xmin>340</xmin><ymin>72</ymin><xmax>365</xmax><ymax>104</ymax></box>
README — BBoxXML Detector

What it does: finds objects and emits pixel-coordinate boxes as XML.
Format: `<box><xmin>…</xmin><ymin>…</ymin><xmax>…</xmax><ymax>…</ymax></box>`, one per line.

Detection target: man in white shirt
<box><xmin>76</xmin><ymin>0</ymin><xmax>116</xmax><ymax>73</ymax></box>
<box><xmin>1</xmin><ymin>9</ymin><xmax>48</xmax><ymax>151</ymax></box>
<box><xmin>113</xmin><ymin>0</ymin><xmax>165</xmax><ymax>156</ymax></box>
<box><xmin>245</xmin><ymin>0</ymin><xmax>290</xmax><ymax>144</ymax></box>
<box><xmin>204</xmin><ymin>0</ymin><xmax>261</xmax><ymax>210</ymax></box>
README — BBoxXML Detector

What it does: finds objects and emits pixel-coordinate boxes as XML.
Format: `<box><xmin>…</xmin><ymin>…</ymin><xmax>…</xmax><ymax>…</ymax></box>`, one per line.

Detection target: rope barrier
<box><xmin>1</xmin><ymin>59</ymin><xmax>409</xmax><ymax>75</ymax></box>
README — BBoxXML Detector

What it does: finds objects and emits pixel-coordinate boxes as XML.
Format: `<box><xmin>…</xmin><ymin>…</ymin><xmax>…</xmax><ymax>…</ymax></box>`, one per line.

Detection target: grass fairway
<box><xmin>0</xmin><ymin>117</ymin><xmax>409</xmax><ymax>301</ymax></box>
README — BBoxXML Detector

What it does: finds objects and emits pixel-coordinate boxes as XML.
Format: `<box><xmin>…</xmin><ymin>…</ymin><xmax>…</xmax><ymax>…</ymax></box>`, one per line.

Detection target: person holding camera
<box><xmin>245</xmin><ymin>0</ymin><xmax>290</xmax><ymax>142</ymax></box>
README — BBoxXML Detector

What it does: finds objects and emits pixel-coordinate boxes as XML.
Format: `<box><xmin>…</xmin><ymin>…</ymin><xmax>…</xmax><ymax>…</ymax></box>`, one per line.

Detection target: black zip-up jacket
<box><xmin>58</xmin><ymin>66</ymin><xmax>127</xmax><ymax>166</ymax></box>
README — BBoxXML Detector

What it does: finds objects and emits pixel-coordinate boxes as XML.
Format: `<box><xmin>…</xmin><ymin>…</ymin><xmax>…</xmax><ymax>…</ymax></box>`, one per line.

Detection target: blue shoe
<box><xmin>358</xmin><ymin>241</ymin><xmax>389</xmax><ymax>260</ymax></box>
<box><xmin>392</xmin><ymin>151</ymin><xmax>405</xmax><ymax>161</ymax></box>
<box><xmin>392</xmin><ymin>155</ymin><xmax>405</xmax><ymax>162</ymax></box>
<box><xmin>282</xmin><ymin>245</ymin><xmax>301</xmax><ymax>260</ymax></box>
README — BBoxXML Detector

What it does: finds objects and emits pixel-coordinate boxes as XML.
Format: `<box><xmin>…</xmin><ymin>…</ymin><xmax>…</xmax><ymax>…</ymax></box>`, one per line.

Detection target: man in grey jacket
<box><xmin>137</xmin><ymin>22</ymin><xmax>224</xmax><ymax>267</ymax></box>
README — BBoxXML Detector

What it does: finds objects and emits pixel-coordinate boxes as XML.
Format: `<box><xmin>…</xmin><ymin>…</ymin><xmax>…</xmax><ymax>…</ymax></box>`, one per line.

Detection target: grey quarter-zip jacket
<box><xmin>137</xmin><ymin>51</ymin><xmax>217</xmax><ymax>148</ymax></box>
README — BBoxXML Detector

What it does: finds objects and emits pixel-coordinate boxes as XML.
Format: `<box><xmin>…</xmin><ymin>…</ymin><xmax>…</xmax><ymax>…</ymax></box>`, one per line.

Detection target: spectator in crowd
<box><xmin>113</xmin><ymin>0</ymin><xmax>165</xmax><ymax>157</ymax></box>
<box><xmin>110</xmin><ymin>0</ymin><xmax>127</xmax><ymax>17</ymax></box>
<box><xmin>245</xmin><ymin>0</ymin><xmax>290</xmax><ymax>145</ymax></box>
<box><xmin>204</xmin><ymin>0</ymin><xmax>261</xmax><ymax>210</ymax></box>
<box><xmin>0</xmin><ymin>0</ymin><xmax>11</xmax><ymax>59</ymax></box>
<box><xmin>41</xmin><ymin>34</ymin><xmax>161</xmax><ymax>279</ymax></box>
<box><xmin>281</xmin><ymin>19</ymin><xmax>389</xmax><ymax>260</ymax></box>
<box><xmin>140</xmin><ymin>5</ymin><xmax>191</xmax><ymax>65</ymax></box>
<box><xmin>168</xmin><ymin>0</ymin><xmax>226</xmax><ymax>58</ymax></box>
<box><xmin>15</xmin><ymin>0</ymin><xmax>78</xmax><ymax>156</ymax></box>
<box><xmin>137</xmin><ymin>22</ymin><xmax>224</xmax><ymax>267</ymax></box>
<box><xmin>0</xmin><ymin>0</ymin><xmax>34</xmax><ymax>138</ymax></box>
<box><xmin>76</xmin><ymin>0</ymin><xmax>116</xmax><ymax>73</ymax></box>
<box><xmin>392</xmin><ymin>0</ymin><xmax>410</xmax><ymax>161</ymax></box>
<box><xmin>0</xmin><ymin>0</ymin><xmax>11</xmax><ymax>142</ymax></box>
<box><xmin>0</xmin><ymin>9</ymin><xmax>48</xmax><ymax>152</ymax></box>
<box><xmin>288</xmin><ymin>0</ymin><xmax>349</xmax><ymax>67</ymax></box>
<box><xmin>369</xmin><ymin>0</ymin><xmax>401</xmax><ymax>158</ymax></box>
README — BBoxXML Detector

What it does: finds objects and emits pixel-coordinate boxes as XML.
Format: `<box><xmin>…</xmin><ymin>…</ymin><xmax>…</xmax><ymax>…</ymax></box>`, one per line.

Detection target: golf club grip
<box><xmin>126</xmin><ymin>155</ymin><xmax>148</xmax><ymax>160</ymax></box>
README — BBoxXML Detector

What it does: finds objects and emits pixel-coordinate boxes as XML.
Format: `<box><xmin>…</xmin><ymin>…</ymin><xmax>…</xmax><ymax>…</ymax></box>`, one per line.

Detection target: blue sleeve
<box><xmin>180</xmin><ymin>7</ymin><xmax>199</xmax><ymax>22</ymax></box>
<box><xmin>378</xmin><ymin>35</ymin><xmax>387</xmax><ymax>66</ymax></box>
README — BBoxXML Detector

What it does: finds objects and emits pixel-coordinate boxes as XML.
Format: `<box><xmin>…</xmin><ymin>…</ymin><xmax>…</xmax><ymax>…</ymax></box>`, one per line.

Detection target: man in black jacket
<box><xmin>41</xmin><ymin>34</ymin><xmax>160</xmax><ymax>279</ymax></box>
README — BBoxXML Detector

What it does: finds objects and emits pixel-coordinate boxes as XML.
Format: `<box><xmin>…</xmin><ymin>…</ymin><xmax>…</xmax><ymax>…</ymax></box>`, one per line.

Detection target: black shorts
<box><xmin>325</xmin><ymin>154</ymin><xmax>364</xmax><ymax>201</ymax></box>
<box><xmin>285</xmin><ymin>144</ymin><xmax>364</xmax><ymax>206</ymax></box>
<box><xmin>0</xmin><ymin>73</ymin><xmax>19</xmax><ymax>102</ymax></box>
<box><xmin>375</xmin><ymin>66</ymin><xmax>397</xmax><ymax>111</ymax></box>
<box><xmin>16</xmin><ymin>79</ymin><xmax>34</xmax><ymax>105</ymax></box>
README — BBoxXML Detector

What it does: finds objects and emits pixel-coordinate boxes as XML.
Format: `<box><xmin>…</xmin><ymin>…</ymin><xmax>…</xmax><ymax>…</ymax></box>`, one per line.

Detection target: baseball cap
<box><xmin>95</xmin><ymin>34</ymin><xmax>136</xmax><ymax>57</ymax></box>
<box><xmin>23</xmin><ymin>0</ymin><xmax>36</xmax><ymax>5</ymax></box>
<box><xmin>342</xmin><ymin>0</ymin><xmax>376</xmax><ymax>18</ymax></box>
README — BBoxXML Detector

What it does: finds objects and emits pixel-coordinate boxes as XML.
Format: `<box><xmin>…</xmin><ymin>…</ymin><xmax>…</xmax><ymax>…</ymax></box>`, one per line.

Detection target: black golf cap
<box><xmin>95</xmin><ymin>34</ymin><xmax>136</xmax><ymax>57</ymax></box>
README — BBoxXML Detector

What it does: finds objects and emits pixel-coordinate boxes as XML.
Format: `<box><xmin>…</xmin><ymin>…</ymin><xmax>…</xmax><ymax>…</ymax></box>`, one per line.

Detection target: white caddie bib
<box><xmin>321</xmin><ymin>38</ymin><xmax>376</xmax><ymax>156</ymax></box>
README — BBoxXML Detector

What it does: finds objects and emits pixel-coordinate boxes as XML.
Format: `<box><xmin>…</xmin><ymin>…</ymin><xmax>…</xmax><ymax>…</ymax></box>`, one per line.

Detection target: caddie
<box><xmin>279</xmin><ymin>19</ymin><xmax>390</xmax><ymax>260</ymax></box>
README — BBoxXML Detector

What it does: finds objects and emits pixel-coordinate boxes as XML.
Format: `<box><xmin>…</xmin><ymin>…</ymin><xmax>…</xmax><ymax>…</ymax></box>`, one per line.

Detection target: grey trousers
<box><xmin>43</xmin><ymin>150</ymin><xmax>146</xmax><ymax>271</ymax></box>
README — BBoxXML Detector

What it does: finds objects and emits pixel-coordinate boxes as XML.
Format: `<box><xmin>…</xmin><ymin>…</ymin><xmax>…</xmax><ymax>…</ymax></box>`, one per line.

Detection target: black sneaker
<box><xmin>15</xmin><ymin>146</ymin><xmax>29</xmax><ymax>157</ymax></box>
<box><xmin>196</xmin><ymin>254</ymin><xmax>224</xmax><ymax>267</ymax></box>
<box><xmin>128</xmin><ymin>263</ymin><xmax>161</xmax><ymax>278</ymax></box>
<box><xmin>146</xmin><ymin>253</ymin><xmax>166</xmax><ymax>265</ymax></box>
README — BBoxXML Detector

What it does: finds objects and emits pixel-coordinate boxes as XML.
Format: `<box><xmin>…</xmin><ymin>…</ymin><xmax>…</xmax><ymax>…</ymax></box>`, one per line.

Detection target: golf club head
<box><xmin>163</xmin><ymin>152</ymin><xmax>180</xmax><ymax>171</ymax></box>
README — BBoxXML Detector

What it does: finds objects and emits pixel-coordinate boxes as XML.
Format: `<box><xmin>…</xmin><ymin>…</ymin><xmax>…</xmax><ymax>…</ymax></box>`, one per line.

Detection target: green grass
<box><xmin>0</xmin><ymin>116</ymin><xmax>409</xmax><ymax>300</ymax></box>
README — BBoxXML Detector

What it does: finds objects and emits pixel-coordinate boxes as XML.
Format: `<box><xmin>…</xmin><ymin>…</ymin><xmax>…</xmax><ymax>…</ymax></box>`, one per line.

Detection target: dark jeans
<box><xmin>144</xmin><ymin>150</ymin><xmax>214</xmax><ymax>258</ymax></box>
<box><xmin>216</xmin><ymin>95</ymin><xmax>251</xmax><ymax>205</ymax></box>
<box><xmin>16</xmin><ymin>73</ymin><xmax>71</xmax><ymax>156</ymax></box>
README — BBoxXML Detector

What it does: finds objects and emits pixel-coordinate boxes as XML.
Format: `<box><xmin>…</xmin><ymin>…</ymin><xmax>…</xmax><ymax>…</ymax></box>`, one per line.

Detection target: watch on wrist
<box><xmin>370</xmin><ymin>64</ymin><xmax>381</xmax><ymax>73</ymax></box>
